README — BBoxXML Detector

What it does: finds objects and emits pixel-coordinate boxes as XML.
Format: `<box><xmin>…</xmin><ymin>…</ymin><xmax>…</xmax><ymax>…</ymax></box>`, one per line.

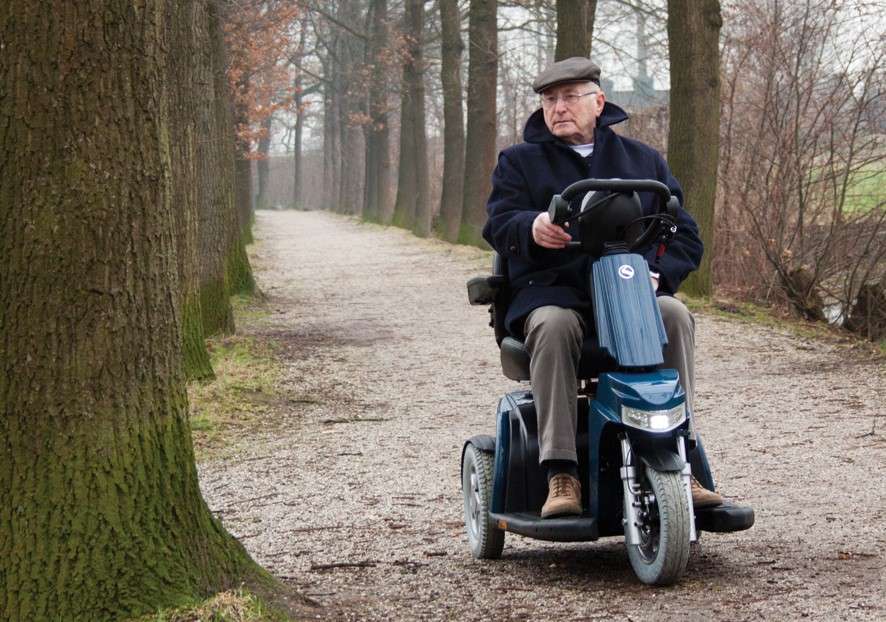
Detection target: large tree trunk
<box><xmin>667</xmin><ymin>0</ymin><xmax>722</xmax><ymax>296</ymax></box>
<box><xmin>322</xmin><ymin>52</ymin><xmax>342</xmax><ymax>211</ymax></box>
<box><xmin>234</xmin><ymin>119</ymin><xmax>255</xmax><ymax>239</ymax></box>
<box><xmin>217</xmin><ymin>6</ymin><xmax>256</xmax><ymax>297</ymax></box>
<box><xmin>198</xmin><ymin>0</ymin><xmax>254</xmax><ymax>335</ymax></box>
<box><xmin>292</xmin><ymin>16</ymin><xmax>308</xmax><ymax>210</ymax></box>
<box><xmin>337</xmin><ymin>1</ymin><xmax>366</xmax><ymax>217</ymax></box>
<box><xmin>293</xmin><ymin>82</ymin><xmax>305</xmax><ymax>209</ymax></box>
<box><xmin>362</xmin><ymin>0</ymin><xmax>392</xmax><ymax>223</ymax></box>
<box><xmin>0</xmin><ymin>2</ymin><xmax>257</xmax><ymax>619</ymax></box>
<box><xmin>392</xmin><ymin>0</ymin><xmax>430</xmax><ymax>236</ymax></box>
<box><xmin>168</xmin><ymin>0</ymin><xmax>214</xmax><ymax>380</ymax></box>
<box><xmin>255</xmin><ymin>115</ymin><xmax>273</xmax><ymax>211</ymax></box>
<box><xmin>460</xmin><ymin>0</ymin><xmax>498</xmax><ymax>246</ymax></box>
<box><xmin>436</xmin><ymin>0</ymin><xmax>466</xmax><ymax>242</ymax></box>
<box><xmin>555</xmin><ymin>0</ymin><xmax>597</xmax><ymax>59</ymax></box>
<box><xmin>197</xmin><ymin>0</ymin><xmax>235</xmax><ymax>335</ymax></box>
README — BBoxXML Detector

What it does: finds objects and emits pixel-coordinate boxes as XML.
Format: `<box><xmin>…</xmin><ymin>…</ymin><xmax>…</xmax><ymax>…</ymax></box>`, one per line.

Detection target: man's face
<box><xmin>541</xmin><ymin>82</ymin><xmax>604</xmax><ymax>145</ymax></box>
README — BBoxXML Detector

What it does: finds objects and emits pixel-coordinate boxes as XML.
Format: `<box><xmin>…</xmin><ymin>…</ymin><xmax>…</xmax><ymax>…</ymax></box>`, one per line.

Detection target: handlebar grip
<box><xmin>547</xmin><ymin>194</ymin><xmax>571</xmax><ymax>225</ymax></box>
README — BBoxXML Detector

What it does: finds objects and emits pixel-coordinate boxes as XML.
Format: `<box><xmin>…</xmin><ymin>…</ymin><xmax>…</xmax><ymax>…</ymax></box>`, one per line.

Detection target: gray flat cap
<box><xmin>532</xmin><ymin>57</ymin><xmax>601</xmax><ymax>93</ymax></box>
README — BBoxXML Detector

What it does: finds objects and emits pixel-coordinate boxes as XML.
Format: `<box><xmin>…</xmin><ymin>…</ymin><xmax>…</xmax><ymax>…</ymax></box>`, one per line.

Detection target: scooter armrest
<box><xmin>467</xmin><ymin>275</ymin><xmax>506</xmax><ymax>305</ymax></box>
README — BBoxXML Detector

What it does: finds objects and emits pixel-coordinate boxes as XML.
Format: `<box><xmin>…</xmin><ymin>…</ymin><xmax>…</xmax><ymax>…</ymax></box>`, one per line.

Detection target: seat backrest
<box><xmin>491</xmin><ymin>252</ymin><xmax>511</xmax><ymax>345</ymax></box>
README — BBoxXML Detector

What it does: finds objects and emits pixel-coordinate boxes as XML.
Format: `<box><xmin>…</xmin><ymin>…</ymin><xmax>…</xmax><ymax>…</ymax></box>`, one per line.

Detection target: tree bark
<box><xmin>198</xmin><ymin>0</ymin><xmax>255</xmax><ymax>335</ymax></box>
<box><xmin>0</xmin><ymin>2</ymin><xmax>257</xmax><ymax>619</ymax></box>
<box><xmin>362</xmin><ymin>0</ymin><xmax>393</xmax><ymax>223</ymax></box>
<box><xmin>587</xmin><ymin>0</ymin><xmax>597</xmax><ymax>51</ymax></box>
<box><xmin>392</xmin><ymin>0</ymin><xmax>430</xmax><ymax>236</ymax></box>
<box><xmin>216</xmin><ymin>3</ymin><xmax>255</xmax><ymax>297</ymax></box>
<box><xmin>168</xmin><ymin>0</ymin><xmax>214</xmax><ymax>380</ymax></box>
<box><xmin>667</xmin><ymin>0</ymin><xmax>722</xmax><ymax>296</ymax></box>
<box><xmin>256</xmin><ymin>116</ymin><xmax>273</xmax><ymax>211</ymax></box>
<box><xmin>555</xmin><ymin>0</ymin><xmax>596</xmax><ymax>60</ymax></box>
<box><xmin>436</xmin><ymin>0</ymin><xmax>466</xmax><ymax>242</ymax></box>
<box><xmin>338</xmin><ymin>2</ymin><xmax>366</xmax><ymax>218</ymax></box>
<box><xmin>293</xmin><ymin>83</ymin><xmax>305</xmax><ymax>209</ymax></box>
<box><xmin>322</xmin><ymin>51</ymin><xmax>342</xmax><ymax>211</ymax></box>
<box><xmin>234</xmin><ymin>119</ymin><xmax>255</xmax><ymax>239</ymax></box>
<box><xmin>460</xmin><ymin>0</ymin><xmax>498</xmax><ymax>246</ymax></box>
<box><xmin>292</xmin><ymin>15</ymin><xmax>308</xmax><ymax>210</ymax></box>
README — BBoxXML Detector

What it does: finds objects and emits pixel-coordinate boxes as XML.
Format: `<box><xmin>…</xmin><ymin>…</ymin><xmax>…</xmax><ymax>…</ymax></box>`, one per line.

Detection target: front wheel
<box><xmin>462</xmin><ymin>444</ymin><xmax>504</xmax><ymax>559</ymax></box>
<box><xmin>625</xmin><ymin>468</ymin><xmax>690</xmax><ymax>585</ymax></box>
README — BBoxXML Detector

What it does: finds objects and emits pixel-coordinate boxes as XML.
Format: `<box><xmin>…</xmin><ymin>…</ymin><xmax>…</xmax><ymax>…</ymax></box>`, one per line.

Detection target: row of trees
<box><xmin>0</xmin><ymin>1</ymin><xmax>276</xmax><ymax>618</ymax></box>
<box><xmin>271</xmin><ymin>0</ymin><xmax>720</xmax><ymax>285</ymax></box>
<box><xmin>260</xmin><ymin>0</ymin><xmax>882</xmax><ymax>337</ymax></box>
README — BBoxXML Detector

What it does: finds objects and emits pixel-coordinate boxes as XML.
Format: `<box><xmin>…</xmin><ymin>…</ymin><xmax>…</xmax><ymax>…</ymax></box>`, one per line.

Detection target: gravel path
<box><xmin>200</xmin><ymin>210</ymin><xmax>885</xmax><ymax>621</ymax></box>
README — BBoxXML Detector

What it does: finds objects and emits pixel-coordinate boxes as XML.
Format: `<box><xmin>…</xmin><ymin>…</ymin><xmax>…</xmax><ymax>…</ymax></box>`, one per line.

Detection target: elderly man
<box><xmin>482</xmin><ymin>57</ymin><xmax>723</xmax><ymax>518</ymax></box>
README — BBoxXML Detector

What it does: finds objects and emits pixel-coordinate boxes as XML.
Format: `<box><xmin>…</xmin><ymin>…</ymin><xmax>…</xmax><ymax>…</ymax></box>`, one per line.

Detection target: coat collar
<box><xmin>522</xmin><ymin>101</ymin><xmax>629</xmax><ymax>144</ymax></box>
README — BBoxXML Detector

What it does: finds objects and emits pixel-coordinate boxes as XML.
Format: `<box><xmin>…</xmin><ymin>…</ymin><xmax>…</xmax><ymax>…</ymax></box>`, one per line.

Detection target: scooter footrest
<box><xmin>695</xmin><ymin>502</ymin><xmax>755</xmax><ymax>533</ymax></box>
<box><xmin>489</xmin><ymin>511</ymin><xmax>598</xmax><ymax>542</ymax></box>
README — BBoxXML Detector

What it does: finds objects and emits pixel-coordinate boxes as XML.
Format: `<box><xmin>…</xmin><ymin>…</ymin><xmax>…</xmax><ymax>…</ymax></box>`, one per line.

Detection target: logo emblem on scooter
<box><xmin>618</xmin><ymin>265</ymin><xmax>635</xmax><ymax>279</ymax></box>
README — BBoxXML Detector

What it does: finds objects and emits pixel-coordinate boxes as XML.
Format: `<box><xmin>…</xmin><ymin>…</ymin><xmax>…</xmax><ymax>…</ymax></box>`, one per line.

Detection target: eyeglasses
<box><xmin>541</xmin><ymin>92</ymin><xmax>599</xmax><ymax>107</ymax></box>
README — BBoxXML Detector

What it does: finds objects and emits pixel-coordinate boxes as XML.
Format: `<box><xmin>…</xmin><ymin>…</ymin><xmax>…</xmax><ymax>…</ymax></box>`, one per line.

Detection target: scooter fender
<box><xmin>460</xmin><ymin>434</ymin><xmax>496</xmax><ymax>485</ymax></box>
<box><xmin>630</xmin><ymin>441</ymin><xmax>685</xmax><ymax>473</ymax></box>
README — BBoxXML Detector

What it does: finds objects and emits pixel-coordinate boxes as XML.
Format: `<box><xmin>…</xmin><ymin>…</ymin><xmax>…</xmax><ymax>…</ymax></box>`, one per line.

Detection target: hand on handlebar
<box><xmin>532</xmin><ymin>212</ymin><xmax>571</xmax><ymax>249</ymax></box>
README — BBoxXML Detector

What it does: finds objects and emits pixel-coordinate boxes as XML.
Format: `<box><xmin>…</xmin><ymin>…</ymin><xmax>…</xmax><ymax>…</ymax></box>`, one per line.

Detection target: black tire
<box><xmin>462</xmin><ymin>444</ymin><xmax>504</xmax><ymax>559</ymax></box>
<box><xmin>625</xmin><ymin>468</ymin><xmax>691</xmax><ymax>585</ymax></box>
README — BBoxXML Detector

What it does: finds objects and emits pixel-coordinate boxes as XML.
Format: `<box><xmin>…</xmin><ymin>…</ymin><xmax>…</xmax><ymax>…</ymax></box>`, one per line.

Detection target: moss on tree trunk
<box><xmin>0</xmin><ymin>1</ymin><xmax>260</xmax><ymax>618</ymax></box>
<box><xmin>168</xmin><ymin>0</ymin><xmax>214</xmax><ymax>381</ymax></box>
<box><xmin>196</xmin><ymin>0</ymin><xmax>256</xmax><ymax>335</ymax></box>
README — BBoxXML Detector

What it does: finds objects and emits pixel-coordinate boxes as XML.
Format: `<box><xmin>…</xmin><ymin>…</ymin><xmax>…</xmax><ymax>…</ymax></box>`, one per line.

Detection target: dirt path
<box><xmin>200</xmin><ymin>210</ymin><xmax>885</xmax><ymax>621</ymax></box>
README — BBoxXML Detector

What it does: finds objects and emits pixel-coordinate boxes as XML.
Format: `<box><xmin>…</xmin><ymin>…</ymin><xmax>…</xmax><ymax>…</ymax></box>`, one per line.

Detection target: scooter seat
<box><xmin>500</xmin><ymin>335</ymin><xmax>616</xmax><ymax>382</ymax></box>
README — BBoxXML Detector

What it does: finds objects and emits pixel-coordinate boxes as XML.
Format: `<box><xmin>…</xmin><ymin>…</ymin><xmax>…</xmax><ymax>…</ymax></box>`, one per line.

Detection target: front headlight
<box><xmin>621</xmin><ymin>403</ymin><xmax>686</xmax><ymax>432</ymax></box>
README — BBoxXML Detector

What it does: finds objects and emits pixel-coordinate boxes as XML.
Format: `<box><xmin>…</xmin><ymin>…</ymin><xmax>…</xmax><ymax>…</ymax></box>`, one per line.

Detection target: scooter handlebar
<box><xmin>548</xmin><ymin>178</ymin><xmax>673</xmax><ymax>226</ymax></box>
<box><xmin>561</xmin><ymin>178</ymin><xmax>671</xmax><ymax>202</ymax></box>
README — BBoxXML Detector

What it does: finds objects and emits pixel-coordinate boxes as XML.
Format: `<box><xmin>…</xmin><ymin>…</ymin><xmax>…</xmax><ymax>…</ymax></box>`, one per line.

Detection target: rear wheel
<box><xmin>462</xmin><ymin>444</ymin><xmax>504</xmax><ymax>559</ymax></box>
<box><xmin>625</xmin><ymin>468</ymin><xmax>690</xmax><ymax>585</ymax></box>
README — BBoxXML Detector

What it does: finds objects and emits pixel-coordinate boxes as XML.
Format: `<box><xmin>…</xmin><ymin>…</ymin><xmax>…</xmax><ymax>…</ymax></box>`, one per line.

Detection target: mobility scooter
<box><xmin>461</xmin><ymin>178</ymin><xmax>754</xmax><ymax>585</ymax></box>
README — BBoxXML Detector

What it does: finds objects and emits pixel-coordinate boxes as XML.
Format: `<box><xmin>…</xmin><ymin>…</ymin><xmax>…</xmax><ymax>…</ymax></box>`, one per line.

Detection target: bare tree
<box><xmin>555</xmin><ymin>0</ymin><xmax>597</xmax><ymax>59</ymax></box>
<box><xmin>436</xmin><ymin>0</ymin><xmax>466</xmax><ymax>241</ymax></box>
<box><xmin>666</xmin><ymin>0</ymin><xmax>722</xmax><ymax>296</ymax></box>
<box><xmin>363</xmin><ymin>0</ymin><xmax>394</xmax><ymax>222</ymax></box>
<box><xmin>291</xmin><ymin>14</ymin><xmax>309</xmax><ymax>209</ymax></box>
<box><xmin>255</xmin><ymin>115</ymin><xmax>274</xmax><ymax>210</ymax></box>
<box><xmin>460</xmin><ymin>0</ymin><xmax>498</xmax><ymax>246</ymax></box>
<box><xmin>338</xmin><ymin>1</ymin><xmax>367</xmax><ymax>217</ymax></box>
<box><xmin>392</xmin><ymin>0</ymin><xmax>431</xmax><ymax>235</ymax></box>
<box><xmin>717</xmin><ymin>0</ymin><xmax>885</xmax><ymax>333</ymax></box>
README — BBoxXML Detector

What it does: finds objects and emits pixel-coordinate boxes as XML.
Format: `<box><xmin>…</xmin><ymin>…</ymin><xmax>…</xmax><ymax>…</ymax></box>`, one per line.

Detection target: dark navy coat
<box><xmin>482</xmin><ymin>102</ymin><xmax>703</xmax><ymax>336</ymax></box>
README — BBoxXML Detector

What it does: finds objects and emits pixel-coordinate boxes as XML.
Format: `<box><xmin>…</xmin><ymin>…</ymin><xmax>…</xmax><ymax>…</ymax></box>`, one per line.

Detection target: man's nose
<box><xmin>554</xmin><ymin>97</ymin><xmax>569</xmax><ymax>113</ymax></box>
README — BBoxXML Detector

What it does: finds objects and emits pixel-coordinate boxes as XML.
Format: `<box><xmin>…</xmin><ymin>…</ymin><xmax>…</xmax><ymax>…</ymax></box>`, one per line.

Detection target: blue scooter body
<box><xmin>462</xmin><ymin>179</ymin><xmax>753</xmax><ymax>561</ymax></box>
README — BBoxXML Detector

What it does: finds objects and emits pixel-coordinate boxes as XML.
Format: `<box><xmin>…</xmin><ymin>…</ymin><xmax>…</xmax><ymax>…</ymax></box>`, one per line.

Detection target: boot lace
<box><xmin>550</xmin><ymin>474</ymin><xmax>575</xmax><ymax>497</ymax></box>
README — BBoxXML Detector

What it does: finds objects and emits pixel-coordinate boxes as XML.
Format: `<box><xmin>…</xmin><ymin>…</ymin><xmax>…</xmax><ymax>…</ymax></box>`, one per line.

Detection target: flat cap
<box><xmin>532</xmin><ymin>57</ymin><xmax>601</xmax><ymax>93</ymax></box>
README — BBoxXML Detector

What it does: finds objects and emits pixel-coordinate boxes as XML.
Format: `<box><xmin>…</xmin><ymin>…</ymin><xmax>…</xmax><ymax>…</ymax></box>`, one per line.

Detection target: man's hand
<box><xmin>532</xmin><ymin>212</ymin><xmax>572</xmax><ymax>249</ymax></box>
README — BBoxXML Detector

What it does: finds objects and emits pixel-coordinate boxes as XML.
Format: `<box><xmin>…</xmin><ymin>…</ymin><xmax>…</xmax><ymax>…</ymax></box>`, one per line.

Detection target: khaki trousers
<box><xmin>523</xmin><ymin>296</ymin><xmax>695</xmax><ymax>464</ymax></box>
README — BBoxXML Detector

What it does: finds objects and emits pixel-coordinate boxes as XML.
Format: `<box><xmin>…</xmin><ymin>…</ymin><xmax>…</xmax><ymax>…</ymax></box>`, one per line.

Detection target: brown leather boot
<box><xmin>691</xmin><ymin>476</ymin><xmax>724</xmax><ymax>508</ymax></box>
<box><xmin>541</xmin><ymin>473</ymin><xmax>582</xmax><ymax>518</ymax></box>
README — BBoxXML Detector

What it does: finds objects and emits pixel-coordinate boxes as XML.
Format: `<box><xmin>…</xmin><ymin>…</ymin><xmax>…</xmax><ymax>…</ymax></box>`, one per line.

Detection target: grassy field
<box><xmin>842</xmin><ymin>165</ymin><xmax>884</xmax><ymax>213</ymax></box>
